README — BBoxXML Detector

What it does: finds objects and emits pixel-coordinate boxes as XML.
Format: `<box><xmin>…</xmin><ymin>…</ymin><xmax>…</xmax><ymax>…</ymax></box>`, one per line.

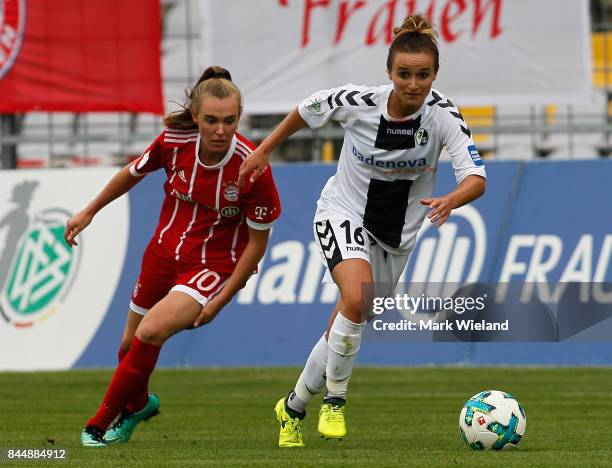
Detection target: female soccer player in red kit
<box><xmin>65</xmin><ymin>66</ymin><xmax>281</xmax><ymax>447</ymax></box>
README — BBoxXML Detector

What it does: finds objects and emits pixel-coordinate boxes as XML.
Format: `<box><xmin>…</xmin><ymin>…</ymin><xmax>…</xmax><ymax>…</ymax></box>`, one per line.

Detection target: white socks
<box><xmin>287</xmin><ymin>334</ymin><xmax>328</xmax><ymax>415</ymax></box>
<box><xmin>325</xmin><ymin>312</ymin><xmax>366</xmax><ymax>400</ymax></box>
<box><xmin>286</xmin><ymin>312</ymin><xmax>366</xmax><ymax>415</ymax></box>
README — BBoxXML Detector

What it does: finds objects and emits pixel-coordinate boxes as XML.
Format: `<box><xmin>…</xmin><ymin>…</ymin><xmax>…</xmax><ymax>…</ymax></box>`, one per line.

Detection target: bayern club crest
<box><xmin>0</xmin><ymin>0</ymin><xmax>26</xmax><ymax>80</ymax></box>
<box><xmin>223</xmin><ymin>182</ymin><xmax>239</xmax><ymax>202</ymax></box>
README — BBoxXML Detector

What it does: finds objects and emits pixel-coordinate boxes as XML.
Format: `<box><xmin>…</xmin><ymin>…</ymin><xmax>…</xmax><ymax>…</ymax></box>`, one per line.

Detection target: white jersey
<box><xmin>298</xmin><ymin>83</ymin><xmax>487</xmax><ymax>255</ymax></box>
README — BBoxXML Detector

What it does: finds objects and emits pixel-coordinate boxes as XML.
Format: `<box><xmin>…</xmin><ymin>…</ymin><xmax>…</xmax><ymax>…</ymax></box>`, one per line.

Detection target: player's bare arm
<box><xmin>238</xmin><ymin>108</ymin><xmax>307</xmax><ymax>186</ymax></box>
<box><xmin>193</xmin><ymin>226</ymin><xmax>270</xmax><ymax>327</ymax></box>
<box><xmin>64</xmin><ymin>164</ymin><xmax>143</xmax><ymax>247</ymax></box>
<box><xmin>420</xmin><ymin>174</ymin><xmax>486</xmax><ymax>228</ymax></box>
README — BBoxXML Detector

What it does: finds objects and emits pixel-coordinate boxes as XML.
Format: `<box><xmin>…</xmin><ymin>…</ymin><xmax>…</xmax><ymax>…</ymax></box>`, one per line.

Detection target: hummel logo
<box><xmin>316</xmin><ymin>222</ymin><xmax>337</xmax><ymax>259</ymax></box>
<box><xmin>316</xmin><ymin>221</ymin><xmax>343</xmax><ymax>271</ymax></box>
<box><xmin>178</xmin><ymin>170</ymin><xmax>187</xmax><ymax>183</ymax></box>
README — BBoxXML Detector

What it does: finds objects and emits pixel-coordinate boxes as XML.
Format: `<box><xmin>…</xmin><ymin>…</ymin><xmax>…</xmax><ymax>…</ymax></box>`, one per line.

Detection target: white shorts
<box><xmin>313</xmin><ymin>217</ymin><xmax>411</xmax><ymax>298</ymax></box>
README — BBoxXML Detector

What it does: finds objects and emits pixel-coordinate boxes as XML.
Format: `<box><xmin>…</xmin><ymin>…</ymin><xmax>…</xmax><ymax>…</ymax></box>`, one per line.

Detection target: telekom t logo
<box><xmin>254</xmin><ymin>206</ymin><xmax>268</xmax><ymax>220</ymax></box>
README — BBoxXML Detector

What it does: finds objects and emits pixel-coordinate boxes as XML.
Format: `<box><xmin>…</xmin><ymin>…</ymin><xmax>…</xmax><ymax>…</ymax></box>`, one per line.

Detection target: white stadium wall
<box><xmin>200</xmin><ymin>0</ymin><xmax>593</xmax><ymax>113</ymax></box>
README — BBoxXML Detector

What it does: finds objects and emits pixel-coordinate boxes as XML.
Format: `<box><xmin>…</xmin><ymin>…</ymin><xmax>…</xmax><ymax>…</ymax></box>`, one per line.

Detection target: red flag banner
<box><xmin>0</xmin><ymin>0</ymin><xmax>163</xmax><ymax>114</ymax></box>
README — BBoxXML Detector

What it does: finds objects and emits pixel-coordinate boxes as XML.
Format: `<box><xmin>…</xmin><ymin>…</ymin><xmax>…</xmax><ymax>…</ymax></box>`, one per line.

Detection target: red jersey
<box><xmin>129</xmin><ymin>129</ymin><xmax>281</xmax><ymax>274</ymax></box>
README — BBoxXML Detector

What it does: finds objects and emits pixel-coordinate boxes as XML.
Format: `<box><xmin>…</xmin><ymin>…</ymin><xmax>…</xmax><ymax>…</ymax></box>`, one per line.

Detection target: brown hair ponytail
<box><xmin>163</xmin><ymin>66</ymin><xmax>243</xmax><ymax>130</ymax></box>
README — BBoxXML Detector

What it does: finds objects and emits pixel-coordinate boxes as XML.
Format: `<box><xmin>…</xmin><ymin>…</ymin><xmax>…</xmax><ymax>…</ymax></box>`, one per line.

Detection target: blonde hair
<box><xmin>387</xmin><ymin>14</ymin><xmax>440</xmax><ymax>72</ymax></box>
<box><xmin>163</xmin><ymin>66</ymin><xmax>243</xmax><ymax>130</ymax></box>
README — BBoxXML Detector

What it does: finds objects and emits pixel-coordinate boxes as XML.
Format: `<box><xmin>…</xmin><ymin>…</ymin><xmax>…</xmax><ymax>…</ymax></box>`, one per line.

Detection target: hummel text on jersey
<box><xmin>386</xmin><ymin>128</ymin><xmax>414</xmax><ymax>136</ymax></box>
<box><xmin>352</xmin><ymin>146</ymin><xmax>426</xmax><ymax>170</ymax></box>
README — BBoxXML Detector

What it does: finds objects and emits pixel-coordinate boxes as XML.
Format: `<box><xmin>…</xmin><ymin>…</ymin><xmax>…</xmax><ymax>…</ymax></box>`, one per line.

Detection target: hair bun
<box><xmin>196</xmin><ymin>66</ymin><xmax>232</xmax><ymax>86</ymax></box>
<box><xmin>212</xmin><ymin>71</ymin><xmax>231</xmax><ymax>79</ymax></box>
<box><xmin>393</xmin><ymin>14</ymin><xmax>438</xmax><ymax>43</ymax></box>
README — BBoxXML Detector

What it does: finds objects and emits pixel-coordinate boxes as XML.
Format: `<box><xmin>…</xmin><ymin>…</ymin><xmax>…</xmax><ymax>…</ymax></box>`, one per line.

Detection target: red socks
<box><xmin>88</xmin><ymin>336</ymin><xmax>160</xmax><ymax>431</ymax></box>
<box><xmin>117</xmin><ymin>344</ymin><xmax>149</xmax><ymax>412</ymax></box>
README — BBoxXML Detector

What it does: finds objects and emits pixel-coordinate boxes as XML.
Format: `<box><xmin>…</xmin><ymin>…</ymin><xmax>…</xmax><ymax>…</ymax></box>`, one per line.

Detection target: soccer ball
<box><xmin>459</xmin><ymin>390</ymin><xmax>526</xmax><ymax>450</ymax></box>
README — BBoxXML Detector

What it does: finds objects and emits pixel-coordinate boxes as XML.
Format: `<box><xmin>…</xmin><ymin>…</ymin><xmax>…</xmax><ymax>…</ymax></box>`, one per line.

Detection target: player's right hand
<box><xmin>64</xmin><ymin>210</ymin><xmax>94</xmax><ymax>247</ymax></box>
<box><xmin>238</xmin><ymin>147</ymin><xmax>269</xmax><ymax>187</ymax></box>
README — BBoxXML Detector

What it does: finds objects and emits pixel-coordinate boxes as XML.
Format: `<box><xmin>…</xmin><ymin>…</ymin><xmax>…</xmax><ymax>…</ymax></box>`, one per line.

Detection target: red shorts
<box><xmin>130</xmin><ymin>240</ymin><xmax>230</xmax><ymax>315</ymax></box>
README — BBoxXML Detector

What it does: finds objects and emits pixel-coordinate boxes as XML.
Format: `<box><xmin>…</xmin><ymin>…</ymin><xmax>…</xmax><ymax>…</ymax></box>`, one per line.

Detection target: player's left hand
<box><xmin>238</xmin><ymin>147</ymin><xmax>269</xmax><ymax>187</ymax></box>
<box><xmin>420</xmin><ymin>195</ymin><xmax>456</xmax><ymax>228</ymax></box>
<box><xmin>64</xmin><ymin>209</ymin><xmax>94</xmax><ymax>247</ymax></box>
<box><xmin>192</xmin><ymin>295</ymin><xmax>226</xmax><ymax>328</ymax></box>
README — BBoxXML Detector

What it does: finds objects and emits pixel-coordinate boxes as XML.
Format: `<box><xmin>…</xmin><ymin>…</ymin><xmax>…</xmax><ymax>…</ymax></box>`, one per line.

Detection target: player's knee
<box><xmin>340</xmin><ymin>292</ymin><xmax>360</xmax><ymax>316</ymax></box>
<box><xmin>135</xmin><ymin>322</ymin><xmax>165</xmax><ymax>346</ymax></box>
<box><xmin>341</xmin><ymin>290</ymin><xmax>372</xmax><ymax>321</ymax></box>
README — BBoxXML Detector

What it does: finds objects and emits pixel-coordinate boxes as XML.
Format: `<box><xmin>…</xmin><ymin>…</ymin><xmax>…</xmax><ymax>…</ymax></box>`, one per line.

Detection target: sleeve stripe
<box><xmin>164</xmin><ymin>138</ymin><xmax>197</xmax><ymax>143</ymax></box>
<box><xmin>129</xmin><ymin>164</ymin><xmax>146</xmax><ymax>178</ymax></box>
<box><xmin>234</xmin><ymin>146</ymin><xmax>250</xmax><ymax>160</ymax></box>
<box><xmin>165</xmin><ymin>132</ymin><xmax>198</xmax><ymax>138</ymax></box>
<box><xmin>456</xmin><ymin>169</ymin><xmax>487</xmax><ymax>184</ymax></box>
<box><xmin>246</xmin><ymin>217</ymin><xmax>276</xmax><ymax>230</ymax></box>
<box><xmin>236</xmin><ymin>141</ymin><xmax>253</xmax><ymax>154</ymax></box>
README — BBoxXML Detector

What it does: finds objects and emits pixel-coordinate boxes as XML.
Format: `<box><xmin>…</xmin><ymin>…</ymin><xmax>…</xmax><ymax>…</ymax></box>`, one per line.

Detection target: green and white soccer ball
<box><xmin>459</xmin><ymin>390</ymin><xmax>526</xmax><ymax>450</ymax></box>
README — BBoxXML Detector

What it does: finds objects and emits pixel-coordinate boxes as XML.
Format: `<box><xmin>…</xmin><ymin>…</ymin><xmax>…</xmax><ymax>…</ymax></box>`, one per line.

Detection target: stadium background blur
<box><xmin>1</xmin><ymin>1</ymin><xmax>612</xmax><ymax>465</ymax></box>
<box><xmin>2</xmin><ymin>0</ymin><xmax>612</xmax><ymax>168</ymax></box>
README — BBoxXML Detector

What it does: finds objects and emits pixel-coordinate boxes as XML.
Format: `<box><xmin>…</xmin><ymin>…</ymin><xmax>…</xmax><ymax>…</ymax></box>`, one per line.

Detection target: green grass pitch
<box><xmin>1</xmin><ymin>367</ymin><xmax>612</xmax><ymax>466</ymax></box>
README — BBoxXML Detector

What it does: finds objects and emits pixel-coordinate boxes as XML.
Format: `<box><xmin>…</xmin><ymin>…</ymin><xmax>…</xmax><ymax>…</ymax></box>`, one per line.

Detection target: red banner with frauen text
<box><xmin>0</xmin><ymin>0</ymin><xmax>163</xmax><ymax>114</ymax></box>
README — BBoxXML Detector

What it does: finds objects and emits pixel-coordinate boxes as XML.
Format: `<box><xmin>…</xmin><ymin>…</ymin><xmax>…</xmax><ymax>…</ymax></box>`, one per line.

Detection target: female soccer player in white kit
<box><xmin>240</xmin><ymin>14</ymin><xmax>486</xmax><ymax>447</ymax></box>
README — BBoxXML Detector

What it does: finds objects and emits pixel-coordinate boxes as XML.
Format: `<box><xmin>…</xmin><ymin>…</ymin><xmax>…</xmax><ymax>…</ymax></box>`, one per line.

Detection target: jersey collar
<box><xmin>195</xmin><ymin>134</ymin><xmax>237</xmax><ymax>170</ymax></box>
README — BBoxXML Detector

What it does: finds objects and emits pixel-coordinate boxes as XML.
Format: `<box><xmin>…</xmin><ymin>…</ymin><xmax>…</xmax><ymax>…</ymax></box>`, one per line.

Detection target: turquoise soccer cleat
<box><xmin>103</xmin><ymin>393</ymin><xmax>160</xmax><ymax>444</ymax></box>
<box><xmin>81</xmin><ymin>425</ymin><xmax>107</xmax><ymax>447</ymax></box>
